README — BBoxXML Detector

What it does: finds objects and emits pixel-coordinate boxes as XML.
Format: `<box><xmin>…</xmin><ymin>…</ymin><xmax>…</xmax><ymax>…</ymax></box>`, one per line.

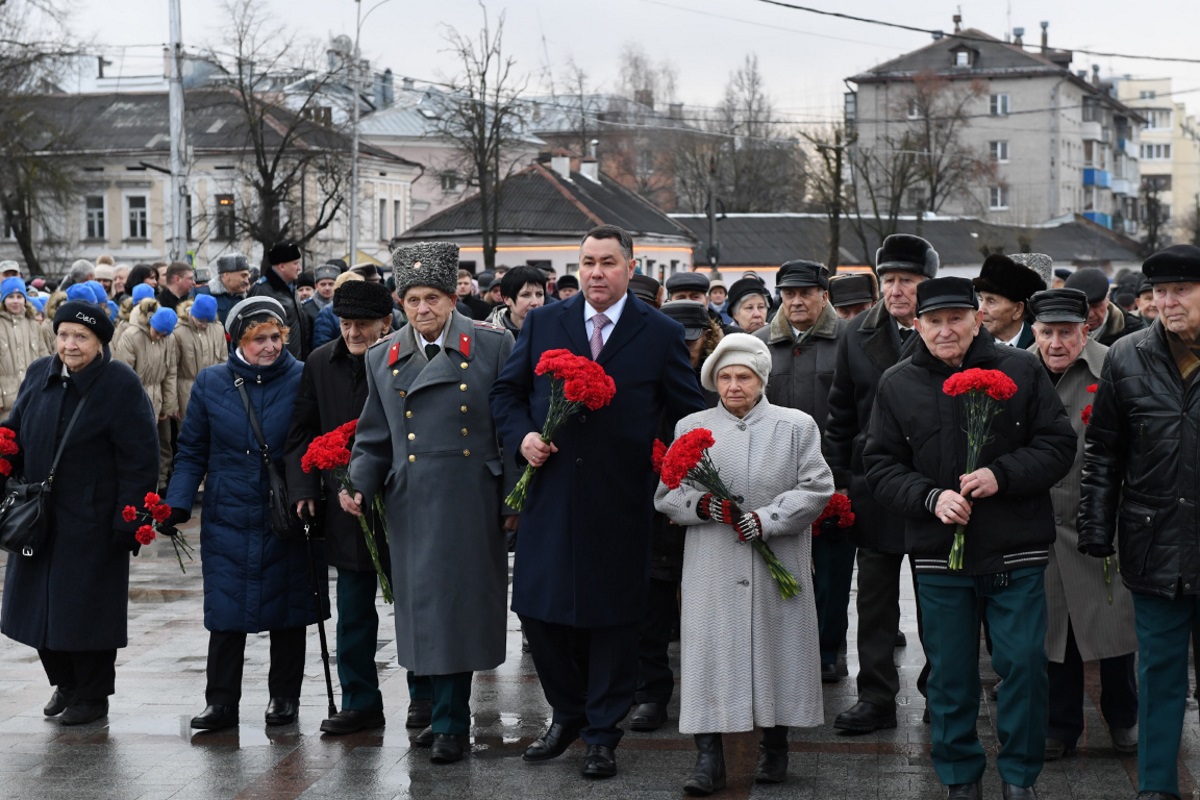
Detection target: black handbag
<box><xmin>233</xmin><ymin>374</ymin><xmax>302</xmax><ymax>540</ymax></box>
<box><xmin>0</xmin><ymin>391</ymin><xmax>91</xmax><ymax>557</ymax></box>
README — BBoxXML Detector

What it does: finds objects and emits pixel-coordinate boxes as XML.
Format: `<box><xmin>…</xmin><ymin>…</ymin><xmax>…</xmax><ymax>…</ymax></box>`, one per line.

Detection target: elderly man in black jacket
<box><xmin>865</xmin><ymin>277</ymin><xmax>1075</xmax><ymax>800</ymax></box>
<box><xmin>284</xmin><ymin>281</ymin><xmax>396</xmax><ymax>736</ymax></box>
<box><xmin>1079</xmin><ymin>244</ymin><xmax>1200</xmax><ymax>800</ymax></box>
<box><xmin>824</xmin><ymin>233</ymin><xmax>937</xmax><ymax>733</ymax></box>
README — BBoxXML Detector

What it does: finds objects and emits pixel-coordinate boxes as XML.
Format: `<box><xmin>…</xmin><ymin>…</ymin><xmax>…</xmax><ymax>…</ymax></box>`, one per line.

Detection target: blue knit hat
<box><xmin>30</xmin><ymin>296</ymin><xmax>47</xmax><ymax>313</ymax></box>
<box><xmin>106</xmin><ymin>299</ymin><xmax>119</xmax><ymax>322</ymax></box>
<box><xmin>150</xmin><ymin>307</ymin><xmax>178</xmax><ymax>335</ymax></box>
<box><xmin>66</xmin><ymin>283</ymin><xmax>98</xmax><ymax>304</ymax></box>
<box><xmin>190</xmin><ymin>293</ymin><xmax>217</xmax><ymax>322</ymax></box>
<box><xmin>1</xmin><ymin>277</ymin><xmax>27</xmax><ymax>300</ymax></box>
<box><xmin>84</xmin><ymin>279</ymin><xmax>108</xmax><ymax>302</ymax></box>
<box><xmin>131</xmin><ymin>284</ymin><xmax>155</xmax><ymax>304</ymax></box>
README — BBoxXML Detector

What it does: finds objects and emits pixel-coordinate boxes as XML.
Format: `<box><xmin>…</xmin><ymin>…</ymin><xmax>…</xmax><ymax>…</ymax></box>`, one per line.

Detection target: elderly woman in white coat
<box><xmin>655</xmin><ymin>333</ymin><xmax>833</xmax><ymax>796</ymax></box>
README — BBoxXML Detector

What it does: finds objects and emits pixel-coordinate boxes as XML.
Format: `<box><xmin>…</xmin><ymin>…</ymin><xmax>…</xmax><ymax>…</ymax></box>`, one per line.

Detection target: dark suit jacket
<box><xmin>490</xmin><ymin>291</ymin><xmax>705</xmax><ymax>627</ymax></box>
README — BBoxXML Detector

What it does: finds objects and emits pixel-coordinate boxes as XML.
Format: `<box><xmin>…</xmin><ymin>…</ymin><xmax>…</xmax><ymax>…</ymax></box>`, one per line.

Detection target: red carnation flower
<box><xmin>122</xmin><ymin>505</ymin><xmax>139</xmax><ymax>523</ymax></box>
<box><xmin>651</xmin><ymin>439</ymin><xmax>668</xmax><ymax>475</ymax></box>
<box><xmin>1086</xmin><ymin>383</ymin><xmax>1098</xmax><ymax>394</ymax></box>
<box><xmin>0</xmin><ymin>437</ymin><xmax>17</xmax><ymax>457</ymax></box>
<box><xmin>301</xmin><ymin>424</ymin><xmax>355</xmax><ymax>473</ymax></box>
<box><xmin>0</xmin><ymin>458</ymin><xmax>11</xmax><ymax>477</ymax></box>
<box><xmin>144</xmin><ymin>492</ymin><xmax>161</xmax><ymax>508</ymax></box>
<box><xmin>0</xmin><ymin>426</ymin><xmax>15</xmax><ymax>439</ymax></box>
<box><xmin>660</xmin><ymin>428</ymin><xmax>716</xmax><ymax>490</ymax></box>
<box><xmin>135</xmin><ymin>525</ymin><xmax>156</xmax><ymax>546</ymax></box>
<box><xmin>151</xmin><ymin>504</ymin><xmax>172</xmax><ymax>523</ymax></box>
<box><xmin>813</xmin><ymin>493</ymin><xmax>856</xmax><ymax>535</ymax></box>
<box><xmin>1081</xmin><ymin>404</ymin><xmax>1093</xmax><ymax>425</ymax></box>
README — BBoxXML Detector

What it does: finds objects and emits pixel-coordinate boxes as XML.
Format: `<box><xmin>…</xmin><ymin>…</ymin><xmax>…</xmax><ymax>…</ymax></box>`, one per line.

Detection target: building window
<box><xmin>85</xmin><ymin>196</ymin><xmax>106</xmax><ymax>239</ymax></box>
<box><xmin>1143</xmin><ymin>109</ymin><xmax>1172</xmax><ymax>130</ymax></box>
<box><xmin>393</xmin><ymin>199</ymin><xmax>403</xmax><ymax>238</ymax></box>
<box><xmin>1140</xmin><ymin>143</ymin><xmax>1172</xmax><ymax>160</ymax></box>
<box><xmin>1139</xmin><ymin>90</ymin><xmax>1157</xmax><ymax>99</ymax></box>
<box><xmin>378</xmin><ymin>197</ymin><xmax>387</xmax><ymax>240</ymax></box>
<box><xmin>1144</xmin><ymin>175</ymin><xmax>1173</xmax><ymax>192</ymax></box>
<box><xmin>215</xmin><ymin>194</ymin><xmax>236</xmax><ymax>240</ymax></box>
<box><xmin>989</xmin><ymin>141</ymin><xmax>1009</xmax><ymax>162</ymax></box>
<box><xmin>952</xmin><ymin>49</ymin><xmax>972</xmax><ymax>67</ymax></box>
<box><xmin>989</xmin><ymin>94</ymin><xmax>1010</xmax><ymax>116</ymax></box>
<box><xmin>988</xmin><ymin>186</ymin><xmax>1010</xmax><ymax>210</ymax></box>
<box><xmin>126</xmin><ymin>195</ymin><xmax>148</xmax><ymax>239</ymax></box>
<box><xmin>440</xmin><ymin>171</ymin><xmax>460</xmax><ymax>192</ymax></box>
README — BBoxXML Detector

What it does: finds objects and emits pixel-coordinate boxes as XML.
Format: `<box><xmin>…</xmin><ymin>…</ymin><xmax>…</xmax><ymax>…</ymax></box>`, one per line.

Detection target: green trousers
<box><xmin>1132</xmin><ymin>591</ymin><xmax>1199</xmax><ymax>798</ymax></box>
<box><xmin>917</xmin><ymin>567</ymin><xmax>1047</xmax><ymax>788</ymax></box>
<box><xmin>335</xmin><ymin>568</ymin><xmax>383</xmax><ymax>712</ymax></box>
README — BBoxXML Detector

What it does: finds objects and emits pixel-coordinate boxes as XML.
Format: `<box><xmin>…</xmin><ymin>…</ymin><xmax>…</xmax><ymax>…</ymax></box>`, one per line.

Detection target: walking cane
<box><xmin>301</xmin><ymin>510</ymin><xmax>338</xmax><ymax>718</ymax></box>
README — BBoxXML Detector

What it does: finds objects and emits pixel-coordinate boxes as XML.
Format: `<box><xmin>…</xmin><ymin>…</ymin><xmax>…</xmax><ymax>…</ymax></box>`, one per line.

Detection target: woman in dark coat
<box><xmin>164</xmin><ymin>296</ymin><xmax>322</xmax><ymax>731</ymax></box>
<box><xmin>0</xmin><ymin>301</ymin><xmax>159</xmax><ymax>726</ymax></box>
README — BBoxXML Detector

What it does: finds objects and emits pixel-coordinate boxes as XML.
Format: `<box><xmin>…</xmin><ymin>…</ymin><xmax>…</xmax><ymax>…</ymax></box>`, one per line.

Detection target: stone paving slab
<box><xmin>1</xmin><ymin>517</ymin><xmax>1197</xmax><ymax>799</ymax></box>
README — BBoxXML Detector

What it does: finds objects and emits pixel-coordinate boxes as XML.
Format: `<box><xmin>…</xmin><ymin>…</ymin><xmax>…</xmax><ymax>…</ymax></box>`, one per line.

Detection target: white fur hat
<box><xmin>700</xmin><ymin>332</ymin><xmax>772</xmax><ymax>392</ymax></box>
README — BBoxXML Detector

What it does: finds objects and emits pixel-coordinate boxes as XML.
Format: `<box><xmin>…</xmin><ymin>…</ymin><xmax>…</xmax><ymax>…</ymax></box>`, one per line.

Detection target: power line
<box><xmin>749</xmin><ymin>0</ymin><xmax>1200</xmax><ymax>66</ymax></box>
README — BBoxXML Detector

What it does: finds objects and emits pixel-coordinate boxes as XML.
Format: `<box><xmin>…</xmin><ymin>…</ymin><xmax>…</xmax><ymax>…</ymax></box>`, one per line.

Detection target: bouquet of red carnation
<box><xmin>1078</xmin><ymin>382</ymin><xmax>1117</xmax><ymax>601</ymax></box>
<box><xmin>813</xmin><ymin>493</ymin><xmax>855</xmax><ymax>536</ymax></box>
<box><xmin>942</xmin><ymin>368</ymin><xmax>1018</xmax><ymax>571</ymax></box>
<box><xmin>0</xmin><ymin>426</ymin><xmax>18</xmax><ymax>476</ymax></box>
<box><xmin>656</xmin><ymin>429</ymin><xmax>801</xmax><ymax>599</ymax></box>
<box><xmin>505</xmin><ymin>348</ymin><xmax>617</xmax><ymax>510</ymax></box>
<box><xmin>302</xmin><ymin>419</ymin><xmax>392</xmax><ymax>603</ymax></box>
<box><xmin>123</xmin><ymin>492</ymin><xmax>194</xmax><ymax>573</ymax></box>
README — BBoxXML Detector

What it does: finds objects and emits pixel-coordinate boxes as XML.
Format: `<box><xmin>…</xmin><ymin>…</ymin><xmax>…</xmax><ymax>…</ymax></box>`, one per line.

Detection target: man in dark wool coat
<box><xmin>490</xmin><ymin>224</ymin><xmax>705</xmax><ymax>780</ymax></box>
<box><xmin>284</xmin><ymin>280</ymin><xmax>396</xmax><ymax>736</ymax></box>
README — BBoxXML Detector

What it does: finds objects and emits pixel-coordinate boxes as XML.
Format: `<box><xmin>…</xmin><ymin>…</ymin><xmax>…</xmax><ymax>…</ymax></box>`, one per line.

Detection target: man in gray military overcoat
<box><xmin>343</xmin><ymin>241</ymin><xmax>516</xmax><ymax>765</ymax></box>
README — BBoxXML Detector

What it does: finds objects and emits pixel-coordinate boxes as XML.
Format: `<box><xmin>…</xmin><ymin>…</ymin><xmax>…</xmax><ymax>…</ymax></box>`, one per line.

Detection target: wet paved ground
<box><xmin>2</xmin><ymin>516</ymin><xmax>1198</xmax><ymax>799</ymax></box>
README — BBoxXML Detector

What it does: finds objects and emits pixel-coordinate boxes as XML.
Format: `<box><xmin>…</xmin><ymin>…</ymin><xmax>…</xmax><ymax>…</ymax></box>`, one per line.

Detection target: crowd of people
<box><xmin>0</xmin><ymin>226</ymin><xmax>1194</xmax><ymax>800</ymax></box>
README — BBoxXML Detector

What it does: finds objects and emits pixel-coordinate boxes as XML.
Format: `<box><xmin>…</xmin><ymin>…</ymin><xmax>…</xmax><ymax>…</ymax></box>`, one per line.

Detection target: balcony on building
<box><xmin>1110</xmin><ymin>177</ymin><xmax>1133</xmax><ymax>196</ymax></box>
<box><xmin>1083</xmin><ymin>168</ymin><xmax>1111</xmax><ymax>188</ymax></box>
<box><xmin>1083</xmin><ymin>211</ymin><xmax>1113</xmax><ymax>228</ymax></box>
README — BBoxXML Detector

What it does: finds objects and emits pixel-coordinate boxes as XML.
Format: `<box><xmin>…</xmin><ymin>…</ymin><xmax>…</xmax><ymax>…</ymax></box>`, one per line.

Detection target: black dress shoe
<box><xmin>581</xmin><ymin>744</ymin><xmax>617</xmax><ymax>779</ymax></box>
<box><xmin>43</xmin><ymin>687</ymin><xmax>73</xmax><ymax>717</ymax></box>
<box><xmin>1111</xmin><ymin>725</ymin><xmax>1138</xmax><ymax>754</ymax></box>
<box><xmin>191</xmin><ymin>703</ymin><xmax>239</xmax><ymax>730</ymax></box>
<box><xmin>923</xmin><ymin>707</ymin><xmax>931</xmax><ymax>724</ymax></box>
<box><xmin>629</xmin><ymin>702</ymin><xmax>667</xmax><ymax>731</ymax></box>
<box><xmin>1044</xmin><ymin>738</ymin><xmax>1075</xmax><ymax>761</ymax></box>
<box><xmin>523</xmin><ymin>721</ymin><xmax>582</xmax><ymax>762</ymax></box>
<box><xmin>895</xmin><ymin>630</ymin><xmax>907</xmax><ymax>647</ymax></box>
<box><xmin>833</xmin><ymin>700</ymin><xmax>897</xmax><ymax>734</ymax></box>
<box><xmin>430</xmin><ymin>733</ymin><xmax>467</xmax><ymax>764</ymax></box>
<box><xmin>406</xmin><ymin>699</ymin><xmax>432</xmax><ymax>729</ymax></box>
<box><xmin>59</xmin><ymin>699</ymin><xmax>108</xmax><ymax>726</ymax></box>
<box><xmin>265</xmin><ymin>697</ymin><xmax>299</xmax><ymax>726</ymax></box>
<box><xmin>820</xmin><ymin>664</ymin><xmax>841</xmax><ymax>684</ymax></box>
<box><xmin>1001</xmin><ymin>783</ymin><xmax>1038</xmax><ymax>800</ymax></box>
<box><xmin>320</xmin><ymin>709</ymin><xmax>385</xmax><ymax>735</ymax></box>
<box><xmin>683</xmin><ymin>734</ymin><xmax>725</xmax><ymax>796</ymax></box>
<box><xmin>411</xmin><ymin>726</ymin><xmax>434</xmax><ymax>748</ymax></box>
<box><xmin>947</xmin><ymin>782</ymin><xmax>982</xmax><ymax>800</ymax></box>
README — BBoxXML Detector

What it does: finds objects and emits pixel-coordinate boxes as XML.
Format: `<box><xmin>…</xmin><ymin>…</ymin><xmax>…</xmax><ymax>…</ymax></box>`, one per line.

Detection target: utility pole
<box><xmin>348</xmin><ymin>0</ymin><xmax>362</xmax><ymax>266</ymax></box>
<box><xmin>706</xmin><ymin>155</ymin><xmax>720</xmax><ymax>277</ymax></box>
<box><xmin>167</xmin><ymin>0</ymin><xmax>188</xmax><ymax>261</ymax></box>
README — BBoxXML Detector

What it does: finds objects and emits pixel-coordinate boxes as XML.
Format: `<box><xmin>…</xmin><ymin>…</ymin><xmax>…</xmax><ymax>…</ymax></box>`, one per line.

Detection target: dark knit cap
<box><xmin>296</xmin><ymin>269</ymin><xmax>315</xmax><ymax>289</ymax></box>
<box><xmin>54</xmin><ymin>300</ymin><xmax>115</xmax><ymax>344</ymax></box>
<box><xmin>557</xmin><ymin>274</ymin><xmax>579</xmax><ymax>290</ymax></box>
<box><xmin>333</xmin><ymin>280</ymin><xmax>394</xmax><ymax>320</ymax></box>
<box><xmin>725</xmin><ymin>277</ymin><xmax>771</xmax><ymax>315</ymax></box>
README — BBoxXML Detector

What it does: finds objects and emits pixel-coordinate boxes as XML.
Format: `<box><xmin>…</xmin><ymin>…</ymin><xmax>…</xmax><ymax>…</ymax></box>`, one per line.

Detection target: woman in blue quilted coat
<box><xmin>164</xmin><ymin>296</ymin><xmax>324</xmax><ymax>732</ymax></box>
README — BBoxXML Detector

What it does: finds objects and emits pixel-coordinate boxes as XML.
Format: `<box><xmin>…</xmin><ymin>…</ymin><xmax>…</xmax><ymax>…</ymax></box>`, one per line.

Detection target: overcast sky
<box><xmin>72</xmin><ymin>0</ymin><xmax>1200</xmax><ymax>124</ymax></box>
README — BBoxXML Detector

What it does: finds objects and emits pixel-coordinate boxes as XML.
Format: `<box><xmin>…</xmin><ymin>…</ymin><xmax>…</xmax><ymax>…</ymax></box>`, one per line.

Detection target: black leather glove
<box><xmin>697</xmin><ymin>493</ymin><xmax>736</xmax><ymax>524</ymax></box>
<box><xmin>112</xmin><ymin>528</ymin><xmax>141</xmax><ymax>553</ymax></box>
<box><xmin>734</xmin><ymin>511</ymin><xmax>763</xmax><ymax>543</ymax></box>
<box><xmin>164</xmin><ymin>507</ymin><xmax>189</xmax><ymax>527</ymax></box>
<box><xmin>1079</xmin><ymin>541</ymin><xmax>1115</xmax><ymax>558</ymax></box>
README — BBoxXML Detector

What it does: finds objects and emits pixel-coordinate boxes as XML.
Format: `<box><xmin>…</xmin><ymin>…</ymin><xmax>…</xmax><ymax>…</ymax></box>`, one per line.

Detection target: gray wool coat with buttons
<box><xmin>1029</xmin><ymin>338</ymin><xmax>1136</xmax><ymax>663</ymax></box>
<box><xmin>655</xmin><ymin>396</ymin><xmax>833</xmax><ymax>733</ymax></box>
<box><xmin>349</xmin><ymin>310</ymin><xmax>516</xmax><ymax>675</ymax></box>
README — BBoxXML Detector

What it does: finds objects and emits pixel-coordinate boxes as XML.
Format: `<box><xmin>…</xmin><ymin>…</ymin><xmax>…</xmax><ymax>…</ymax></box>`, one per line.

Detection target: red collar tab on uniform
<box><xmin>459</xmin><ymin>332</ymin><xmax>471</xmax><ymax>359</ymax></box>
<box><xmin>388</xmin><ymin>340</ymin><xmax>401</xmax><ymax>367</ymax></box>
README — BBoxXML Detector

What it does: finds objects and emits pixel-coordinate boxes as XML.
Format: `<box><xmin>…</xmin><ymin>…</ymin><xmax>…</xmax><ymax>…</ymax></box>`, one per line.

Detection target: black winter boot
<box><xmin>755</xmin><ymin>725</ymin><xmax>789</xmax><ymax>784</ymax></box>
<box><xmin>683</xmin><ymin>733</ymin><xmax>726</xmax><ymax>796</ymax></box>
